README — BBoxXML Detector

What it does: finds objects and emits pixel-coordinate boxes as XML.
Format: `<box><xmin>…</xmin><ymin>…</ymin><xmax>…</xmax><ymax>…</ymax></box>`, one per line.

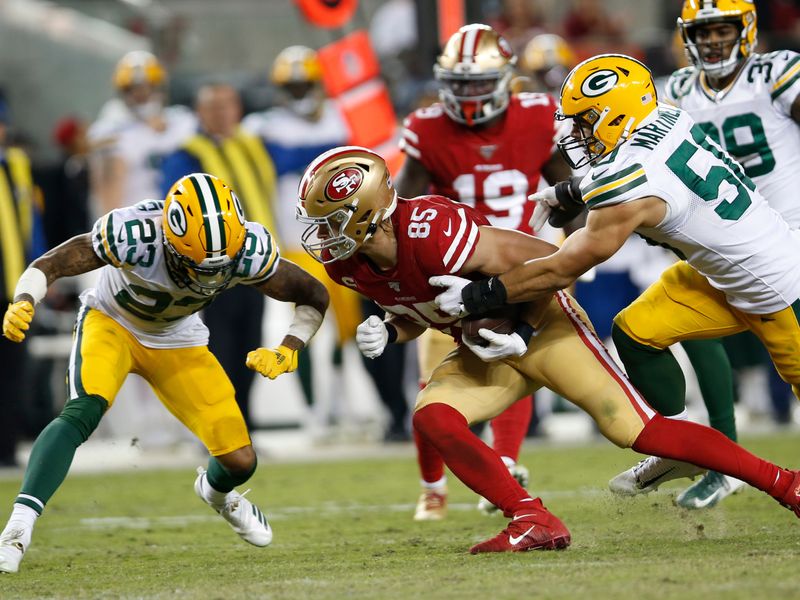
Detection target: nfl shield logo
<box><xmin>389</xmin><ymin>281</ymin><xmax>401</xmax><ymax>292</ymax></box>
<box><xmin>479</xmin><ymin>145</ymin><xmax>497</xmax><ymax>160</ymax></box>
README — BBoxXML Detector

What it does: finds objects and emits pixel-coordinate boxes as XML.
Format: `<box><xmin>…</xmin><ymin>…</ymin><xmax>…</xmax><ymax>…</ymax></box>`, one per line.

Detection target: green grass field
<box><xmin>1</xmin><ymin>432</ymin><xmax>799</xmax><ymax>600</ymax></box>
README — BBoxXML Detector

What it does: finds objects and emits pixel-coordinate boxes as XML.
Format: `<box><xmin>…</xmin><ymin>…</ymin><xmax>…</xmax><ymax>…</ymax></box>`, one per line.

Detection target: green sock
<box><xmin>206</xmin><ymin>456</ymin><xmax>256</xmax><ymax>494</ymax></box>
<box><xmin>17</xmin><ymin>395</ymin><xmax>107</xmax><ymax>514</ymax></box>
<box><xmin>682</xmin><ymin>338</ymin><xmax>737</xmax><ymax>441</ymax></box>
<box><xmin>612</xmin><ymin>324</ymin><xmax>686</xmax><ymax>416</ymax></box>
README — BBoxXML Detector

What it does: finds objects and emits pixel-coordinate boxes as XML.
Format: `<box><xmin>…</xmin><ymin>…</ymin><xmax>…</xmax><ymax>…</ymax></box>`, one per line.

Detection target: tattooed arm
<box><xmin>14</xmin><ymin>234</ymin><xmax>104</xmax><ymax>304</ymax></box>
<box><xmin>32</xmin><ymin>234</ymin><xmax>105</xmax><ymax>284</ymax></box>
<box><xmin>252</xmin><ymin>258</ymin><xmax>329</xmax><ymax>351</ymax></box>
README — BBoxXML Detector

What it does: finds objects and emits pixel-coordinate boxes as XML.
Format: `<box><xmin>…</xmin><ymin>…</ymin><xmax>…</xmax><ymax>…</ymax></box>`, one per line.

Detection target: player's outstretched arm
<box><xmin>498</xmin><ymin>199</ymin><xmax>656</xmax><ymax>304</ymax></box>
<box><xmin>246</xmin><ymin>258</ymin><xmax>329</xmax><ymax>379</ymax></box>
<box><xmin>433</xmin><ymin>197</ymin><xmax>663</xmax><ymax>317</ymax></box>
<box><xmin>3</xmin><ymin>233</ymin><xmax>104</xmax><ymax>342</ymax></box>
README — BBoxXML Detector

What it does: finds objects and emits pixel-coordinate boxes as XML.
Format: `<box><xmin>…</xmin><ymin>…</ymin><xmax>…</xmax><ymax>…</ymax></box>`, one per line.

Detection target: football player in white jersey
<box><xmin>89</xmin><ymin>51</ymin><xmax>197</xmax><ymax>215</ymax></box>
<box><xmin>647</xmin><ymin>0</ymin><xmax>800</xmax><ymax>509</ymax></box>
<box><xmin>0</xmin><ymin>173</ymin><xmax>328</xmax><ymax>573</ymax></box>
<box><xmin>431</xmin><ymin>54</ymin><xmax>800</xmax><ymax>519</ymax></box>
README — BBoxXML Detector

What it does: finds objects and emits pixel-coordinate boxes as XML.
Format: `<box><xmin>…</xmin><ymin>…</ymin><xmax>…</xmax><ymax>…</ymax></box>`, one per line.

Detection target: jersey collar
<box><xmin>698</xmin><ymin>56</ymin><xmax>752</xmax><ymax>103</ymax></box>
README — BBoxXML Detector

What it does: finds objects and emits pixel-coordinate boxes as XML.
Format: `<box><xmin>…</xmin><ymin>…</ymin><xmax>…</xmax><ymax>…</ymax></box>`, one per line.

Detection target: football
<box><xmin>461</xmin><ymin>306</ymin><xmax>519</xmax><ymax>347</ymax></box>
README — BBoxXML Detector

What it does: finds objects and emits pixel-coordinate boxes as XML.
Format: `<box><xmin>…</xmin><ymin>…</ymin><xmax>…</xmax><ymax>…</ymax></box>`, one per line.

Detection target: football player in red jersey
<box><xmin>394</xmin><ymin>23</ymin><xmax>573</xmax><ymax>519</ymax></box>
<box><xmin>297</xmin><ymin>146</ymin><xmax>800</xmax><ymax>553</ymax></box>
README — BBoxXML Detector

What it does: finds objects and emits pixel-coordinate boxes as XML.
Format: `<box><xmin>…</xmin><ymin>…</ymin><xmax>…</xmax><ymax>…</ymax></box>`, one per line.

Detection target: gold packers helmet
<box><xmin>678</xmin><ymin>0</ymin><xmax>757</xmax><ymax>78</ymax></box>
<box><xmin>271</xmin><ymin>46</ymin><xmax>325</xmax><ymax>118</ymax></box>
<box><xmin>434</xmin><ymin>23</ymin><xmax>516</xmax><ymax>126</ymax></box>
<box><xmin>521</xmin><ymin>34</ymin><xmax>576</xmax><ymax>93</ymax></box>
<box><xmin>297</xmin><ymin>146</ymin><xmax>397</xmax><ymax>263</ymax></box>
<box><xmin>112</xmin><ymin>51</ymin><xmax>166</xmax><ymax>90</ymax></box>
<box><xmin>556</xmin><ymin>54</ymin><xmax>658</xmax><ymax>169</ymax></box>
<box><xmin>163</xmin><ymin>173</ymin><xmax>247</xmax><ymax>296</ymax></box>
<box><xmin>271</xmin><ymin>45</ymin><xmax>323</xmax><ymax>85</ymax></box>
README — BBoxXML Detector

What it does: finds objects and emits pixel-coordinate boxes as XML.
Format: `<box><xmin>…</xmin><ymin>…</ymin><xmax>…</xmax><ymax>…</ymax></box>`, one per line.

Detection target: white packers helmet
<box><xmin>163</xmin><ymin>173</ymin><xmax>247</xmax><ymax>296</ymax></box>
<box><xmin>678</xmin><ymin>0</ymin><xmax>757</xmax><ymax>79</ymax></box>
<box><xmin>556</xmin><ymin>54</ymin><xmax>658</xmax><ymax>169</ymax></box>
<box><xmin>434</xmin><ymin>24</ymin><xmax>517</xmax><ymax>126</ymax></box>
<box><xmin>297</xmin><ymin>146</ymin><xmax>397</xmax><ymax>263</ymax></box>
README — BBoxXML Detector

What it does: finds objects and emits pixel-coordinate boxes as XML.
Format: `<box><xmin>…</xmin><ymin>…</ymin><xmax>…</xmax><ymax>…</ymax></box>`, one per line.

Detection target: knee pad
<box><xmin>59</xmin><ymin>395</ymin><xmax>108</xmax><ymax>443</ymax></box>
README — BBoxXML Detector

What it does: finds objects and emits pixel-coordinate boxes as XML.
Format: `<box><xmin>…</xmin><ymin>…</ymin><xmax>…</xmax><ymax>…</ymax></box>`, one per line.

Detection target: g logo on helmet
<box><xmin>167</xmin><ymin>201</ymin><xmax>187</xmax><ymax>237</ymax></box>
<box><xmin>581</xmin><ymin>70</ymin><xmax>619</xmax><ymax>98</ymax></box>
<box><xmin>325</xmin><ymin>167</ymin><xmax>363</xmax><ymax>201</ymax></box>
<box><xmin>231</xmin><ymin>191</ymin><xmax>245</xmax><ymax>225</ymax></box>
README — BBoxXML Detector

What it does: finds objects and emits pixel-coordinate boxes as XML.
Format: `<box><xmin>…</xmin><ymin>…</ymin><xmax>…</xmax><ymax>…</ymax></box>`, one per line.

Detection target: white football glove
<box><xmin>429</xmin><ymin>275</ymin><xmax>471</xmax><ymax>317</ymax></box>
<box><xmin>356</xmin><ymin>315</ymin><xmax>389</xmax><ymax>359</ymax></box>
<box><xmin>463</xmin><ymin>328</ymin><xmax>529</xmax><ymax>362</ymax></box>
<box><xmin>528</xmin><ymin>186</ymin><xmax>559</xmax><ymax>233</ymax></box>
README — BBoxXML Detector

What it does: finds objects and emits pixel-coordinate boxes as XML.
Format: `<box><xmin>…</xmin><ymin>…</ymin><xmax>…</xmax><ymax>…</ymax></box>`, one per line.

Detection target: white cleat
<box><xmin>477</xmin><ymin>463</ymin><xmax>530</xmax><ymax>515</ymax></box>
<box><xmin>609</xmin><ymin>456</ymin><xmax>705</xmax><ymax>496</ymax></box>
<box><xmin>194</xmin><ymin>468</ymin><xmax>273</xmax><ymax>547</ymax></box>
<box><xmin>413</xmin><ymin>487</ymin><xmax>447</xmax><ymax>521</ymax></box>
<box><xmin>0</xmin><ymin>525</ymin><xmax>29</xmax><ymax>574</ymax></box>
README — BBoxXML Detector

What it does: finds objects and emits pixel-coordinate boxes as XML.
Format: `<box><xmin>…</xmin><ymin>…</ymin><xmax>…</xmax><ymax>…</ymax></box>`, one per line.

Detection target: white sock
<box><xmin>200</xmin><ymin>474</ymin><xmax>229</xmax><ymax>509</ymax></box>
<box><xmin>667</xmin><ymin>409</ymin><xmax>689</xmax><ymax>420</ymax></box>
<box><xmin>7</xmin><ymin>504</ymin><xmax>38</xmax><ymax>532</ymax></box>
<box><xmin>421</xmin><ymin>476</ymin><xmax>447</xmax><ymax>491</ymax></box>
<box><xmin>500</xmin><ymin>456</ymin><xmax>516</xmax><ymax>469</ymax></box>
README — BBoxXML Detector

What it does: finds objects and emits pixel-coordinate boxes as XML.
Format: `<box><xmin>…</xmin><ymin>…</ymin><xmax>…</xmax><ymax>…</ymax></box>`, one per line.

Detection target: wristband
<box><xmin>385</xmin><ymin>322</ymin><xmax>398</xmax><ymax>344</ymax></box>
<box><xmin>461</xmin><ymin>276</ymin><xmax>508</xmax><ymax>315</ymax></box>
<box><xmin>513</xmin><ymin>322</ymin><xmax>535</xmax><ymax>346</ymax></box>
<box><xmin>13</xmin><ymin>267</ymin><xmax>48</xmax><ymax>305</ymax></box>
<box><xmin>286</xmin><ymin>305</ymin><xmax>324</xmax><ymax>344</ymax></box>
<box><xmin>549</xmin><ymin>176</ymin><xmax>586</xmax><ymax>228</ymax></box>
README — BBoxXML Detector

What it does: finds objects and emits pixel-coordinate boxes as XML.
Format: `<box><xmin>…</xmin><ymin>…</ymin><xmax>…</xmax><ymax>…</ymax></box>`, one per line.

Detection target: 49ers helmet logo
<box><xmin>326</xmin><ymin>167</ymin><xmax>363</xmax><ymax>201</ymax></box>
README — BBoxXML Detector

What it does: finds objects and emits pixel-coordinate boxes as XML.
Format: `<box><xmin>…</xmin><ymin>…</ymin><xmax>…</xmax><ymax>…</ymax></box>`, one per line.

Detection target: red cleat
<box><xmin>469</xmin><ymin>498</ymin><xmax>571</xmax><ymax>554</ymax></box>
<box><xmin>777</xmin><ymin>469</ymin><xmax>800</xmax><ymax>518</ymax></box>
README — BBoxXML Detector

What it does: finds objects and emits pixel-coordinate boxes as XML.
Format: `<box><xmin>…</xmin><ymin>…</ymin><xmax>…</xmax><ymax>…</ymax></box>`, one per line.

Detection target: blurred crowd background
<box><xmin>2</xmin><ymin>0</ymin><xmax>800</xmax><ymax>464</ymax></box>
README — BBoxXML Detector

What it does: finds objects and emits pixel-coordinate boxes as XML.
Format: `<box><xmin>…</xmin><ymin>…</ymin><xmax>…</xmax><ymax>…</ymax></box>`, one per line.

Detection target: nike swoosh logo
<box><xmin>591</xmin><ymin>169</ymin><xmax>610</xmax><ymax>181</ymax></box>
<box><xmin>512</xmin><ymin>513</ymin><xmax>537</xmax><ymax>521</ymax></box>
<box><xmin>689</xmin><ymin>491</ymin><xmax>723</xmax><ymax>508</ymax></box>
<box><xmin>639</xmin><ymin>466</ymin><xmax>675</xmax><ymax>489</ymax></box>
<box><xmin>760</xmin><ymin>316</ymin><xmax>775</xmax><ymax>322</ymax></box>
<box><xmin>508</xmin><ymin>525</ymin><xmax>536</xmax><ymax>545</ymax></box>
<box><xmin>443</xmin><ymin>220</ymin><xmax>452</xmax><ymax>236</ymax></box>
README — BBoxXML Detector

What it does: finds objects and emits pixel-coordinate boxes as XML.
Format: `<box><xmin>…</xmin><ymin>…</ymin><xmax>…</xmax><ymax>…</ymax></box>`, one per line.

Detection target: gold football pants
<box><xmin>416</xmin><ymin>292</ymin><xmax>655</xmax><ymax>448</ymax></box>
<box><xmin>67</xmin><ymin>306</ymin><xmax>251</xmax><ymax>455</ymax></box>
<box><xmin>615</xmin><ymin>261</ymin><xmax>800</xmax><ymax>399</ymax></box>
<box><xmin>417</xmin><ymin>328</ymin><xmax>457</xmax><ymax>384</ymax></box>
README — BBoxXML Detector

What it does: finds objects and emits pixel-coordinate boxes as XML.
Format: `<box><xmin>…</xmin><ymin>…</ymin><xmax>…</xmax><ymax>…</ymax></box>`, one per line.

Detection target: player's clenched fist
<box><xmin>2</xmin><ymin>301</ymin><xmax>34</xmax><ymax>343</ymax></box>
<box><xmin>246</xmin><ymin>345</ymin><xmax>298</xmax><ymax>379</ymax></box>
<box><xmin>356</xmin><ymin>315</ymin><xmax>389</xmax><ymax>359</ymax></box>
